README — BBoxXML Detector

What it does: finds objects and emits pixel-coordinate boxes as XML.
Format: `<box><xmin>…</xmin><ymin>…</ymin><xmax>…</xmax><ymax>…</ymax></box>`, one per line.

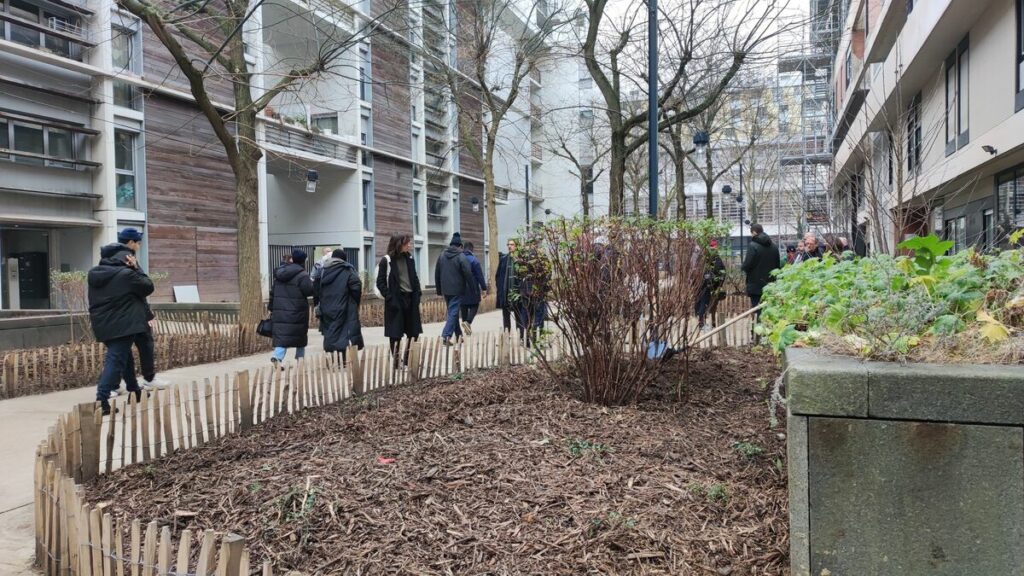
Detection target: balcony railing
<box><xmin>529</xmin><ymin>183</ymin><xmax>543</xmax><ymax>199</ymax></box>
<box><xmin>264</xmin><ymin>122</ymin><xmax>358</xmax><ymax>164</ymax></box>
<box><xmin>494</xmin><ymin>187</ymin><xmax>509</xmax><ymax>202</ymax></box>
<box><xmin>531</xmin><ymin>142</ymin><xmax>544</xmax><ymax>162</ymax></box>
<box><xmin>425</xmin><ymin>151</ymin><xmax>447</xmax><ymax>168</ymax></box>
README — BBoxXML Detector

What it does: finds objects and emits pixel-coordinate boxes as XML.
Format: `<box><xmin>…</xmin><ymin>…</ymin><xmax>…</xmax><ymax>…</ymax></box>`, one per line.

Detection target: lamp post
<box><xmin>647</xmin><ymin>0</ymin><xmax>659</xmax><ymax>218</ymax></box>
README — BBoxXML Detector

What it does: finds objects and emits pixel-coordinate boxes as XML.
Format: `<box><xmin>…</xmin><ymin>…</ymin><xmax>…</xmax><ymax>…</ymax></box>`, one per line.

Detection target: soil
<box><xmin>86</xmin><ymin>347</ymin><xmax>787</xmax><ymax>575</ymax></box>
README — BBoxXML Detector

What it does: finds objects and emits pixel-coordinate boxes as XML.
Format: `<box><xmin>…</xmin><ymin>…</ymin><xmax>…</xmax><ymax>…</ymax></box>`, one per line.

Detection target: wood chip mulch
<box><xmin>85</xmin><ymin>347</ymin><xmax>787</xmax><ymax>575</ymax></box>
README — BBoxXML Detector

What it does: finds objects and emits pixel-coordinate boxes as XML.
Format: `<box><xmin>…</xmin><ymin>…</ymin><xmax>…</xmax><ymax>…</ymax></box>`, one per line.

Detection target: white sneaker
<box><xmin>141</xmin><ymin>378</ymin><xmax>170</xmax><ymax>390</ymax></box>
<box><xmin>107</xmin><ymin>390</ymin><xmax>123</xmax><ymax>400</ymax></box>
<box><xmin>461</xmin><ymin>321</ymin><xmax>472</xmax><ymax>336</ymax></box>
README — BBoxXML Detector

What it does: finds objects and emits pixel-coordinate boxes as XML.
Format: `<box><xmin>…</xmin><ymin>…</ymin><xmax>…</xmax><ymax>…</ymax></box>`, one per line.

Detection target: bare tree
<box><xmin>579</xmin><ymin>0</ymin><xmax>788</xmax><ymax>216</ymax></box>
<box><xmin>442</xmin><ymin>0</ymin><xmax>573</xmax><ymax>276</ymax></box>
<box><xmin>542</xmin><ymin>106</ymin><xmax>610</xmax><ymax>217</ymax></box>
<box><xmin>116</xmin><ymin>0</ymin><xmax>403</xmax><ymax>324</ymax></box>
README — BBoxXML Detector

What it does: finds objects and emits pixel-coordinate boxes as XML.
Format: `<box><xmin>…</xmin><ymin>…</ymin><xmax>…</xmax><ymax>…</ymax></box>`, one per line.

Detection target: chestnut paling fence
<box><xmin>33</xmin><ymin>299</ymin><xmax>755</xmax><ymax>575</ymax></box>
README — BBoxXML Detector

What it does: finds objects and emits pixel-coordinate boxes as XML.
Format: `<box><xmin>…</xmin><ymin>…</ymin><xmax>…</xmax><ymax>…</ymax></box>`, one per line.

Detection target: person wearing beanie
<box><xmin>434</xmin><ymin>232</ymin><xmax>475</xmax><ymax>345</ymax></box>
<box><xmin>268</xmin><ymin>248</ymin><xmax>314</xmax><ymax>367</ymax></box>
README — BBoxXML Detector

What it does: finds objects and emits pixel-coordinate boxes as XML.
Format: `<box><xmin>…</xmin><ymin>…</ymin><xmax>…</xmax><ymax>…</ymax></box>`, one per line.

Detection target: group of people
<box><xmin>87</xmin><ymin>228</ymin><xmax>168</xmax><ymax>415</ymax></box>
<box><xmin>785</xmin><ymin>231</ymin><xmax>854</xmax><ymax>265</ymax></box>
<box><xmin>263</xmin><ymin>231</ymin><xmax>542</xmax><ymax>373</ymax></box>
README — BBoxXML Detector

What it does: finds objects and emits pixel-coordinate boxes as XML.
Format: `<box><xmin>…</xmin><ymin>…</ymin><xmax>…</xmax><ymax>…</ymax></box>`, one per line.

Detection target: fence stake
<box><xmin>77</xmin><ymin>403</ymin><xmax>100</xmax><ymax>482</ymax></box>
<box><xmin>237</xmin><ymin>371</ymin><xmax>252</xmax><ymax>431</ymax></box>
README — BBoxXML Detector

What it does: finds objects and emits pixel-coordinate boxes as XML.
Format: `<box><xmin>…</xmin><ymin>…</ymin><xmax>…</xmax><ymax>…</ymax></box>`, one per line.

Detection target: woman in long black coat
<box><xmin>269</xmin><ymin>249</ymin><xmax>315</xmax><ymax>366</ymax></box>
<box><xmin>315</xmin><ymin>250</ymin><xmax>364</xmax><ymax>360</ymax></box>
<box><xmin>376</xmin><ymin>234</ymin><xmax>423</xmax><ymax>367</ymax></box>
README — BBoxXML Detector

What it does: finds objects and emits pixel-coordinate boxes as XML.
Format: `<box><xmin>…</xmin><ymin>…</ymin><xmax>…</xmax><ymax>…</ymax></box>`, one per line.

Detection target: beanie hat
<box><xmin>450</xmin><ymin>232</ymin><xmax>462</xmax><ymax>247</ymax></box>
<box><xmin>332</xmin><ymin>249</ymin><xmax>346</xmax><ymax>260</ymax></box>
<box><xmin>117</xmin><ymin>227</ymin><xmax>143</xmax><ymax>243</ymax></box>
<box><xmin>291</xmin><ymin>249</ymin><xmax>307</xmax><ymax>265</ymax></box>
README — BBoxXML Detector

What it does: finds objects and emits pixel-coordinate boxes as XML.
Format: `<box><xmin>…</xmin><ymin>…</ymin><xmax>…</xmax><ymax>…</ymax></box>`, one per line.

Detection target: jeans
<box><xmin>272</xmin><ymin>347</ymin><xmax>306</xmax><ymax>361</ymax></box>
<box><xmin>97</xmin><ymin>335</ymin><xmax>143</xmax><ymax>408</ymax></box>
<box><xmin>460</xmin><ymin>304</ymin><xmax>479</xmax><ymax>325</ymax></box>
<box><xmin>442</xmin><ymin>295</ymin><xmax>463</xmax><ymax>339</ymax></box>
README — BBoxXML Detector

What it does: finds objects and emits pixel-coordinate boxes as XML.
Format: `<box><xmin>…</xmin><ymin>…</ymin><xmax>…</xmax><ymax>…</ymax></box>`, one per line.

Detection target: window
<box><xmin>13</xmin><ymin>122</ymin><xmax>44</xmax><ymax>165</ymax></box>
<box><xmin>362</xmin><ymin>180</ymin><xmax>373</xmax><ymax>230</ymax></box>
<box><xmin>582</xmin><ymin>164</ymin><xmax>594</xmax><ymax>196</ymax></box>
<box><xmin>452</xmin><ymin>192</ymin><xmax>460</xmax><ymax>231</ymax></box>
<box><xmin>363</xmin><ymin>243</ymin><xmax>373</xmax><ymax>275</ymax></box>
<box><xmin>413</xmin><ymin>191</ymin><xmax>421</xmax><ymax>235</ymax></box>
<box><xmin>844</xmin><ymin>45</ymin><xmax>852</xmax><ymax>88</ymax></box>
<box><xmin>47</xmin><ymin>128</ymin><xmax>73</xmax><ymax>168</ymax></box>
<box><xmin>997</xmin><ymin>168</ymin><xmax>1024</xmax><ymax>235</ymax></box>
<box><xmin>112</xmin><ymin>26</ymin><xmax>140</xmax><ymax>109</ymax></box>
<box><xmin>114</xmin><ymin>130</ymin><xmax>137</xmax><ymax>208</ymax></box>
<box><xmin>312</xmin><ymin>113</ymin><xmax>338</xmax><ymax>134</ymax></box>
<box><xmin>4</xmin><ymin>0</ymin><xmax>82</xmax><ymax>60</ymax></box>
<box><xmin>0</xmin><ymin>120</ymin><xmax>7</xmax><ymax>160</ymax></box>
<box><xmin>579</xmin><ymin>77</ymin><xmax>592</xmax><ymax>89</ymax></box>
<box><xmin>945</xmin><ymin>37</ymin><xmax>969</xmax><ymax>154</ymax></box>
<box><xmin>945</xmin><ymin>216</ymin><xmax>966</xmax><ymax>253</ymax></box>
<box><xmin>906</xmin><ymin>93</ymin><xmax>921</xmax><ymax>173</ymax></box>
<box><xmin>983</xmin><ymin>209</ymin><xmax>995</xmax><ymax>249</ymax></box>
<box><xmin>1018</xmin><ymin>0</ymin><xmax>1024</xmax><ymax>111</ymax></box>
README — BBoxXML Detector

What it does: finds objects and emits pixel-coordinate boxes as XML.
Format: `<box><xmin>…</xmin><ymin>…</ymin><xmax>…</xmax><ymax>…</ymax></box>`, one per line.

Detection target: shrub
<box><xmin>758</xmin><ymin>235</ymin><xmax>1024</xmax><ymax>363</ymax></box>
<box><xmin>521</xmin><ymin>217</ymin><xmax>720</xmax><ymax>405</ymax></box>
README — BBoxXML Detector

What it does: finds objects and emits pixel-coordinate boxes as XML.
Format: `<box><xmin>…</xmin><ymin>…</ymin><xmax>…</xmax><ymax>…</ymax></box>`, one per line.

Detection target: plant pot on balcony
<box><xmin>784</xmin><ymin>348</ymin><xmax>1024</xmax><ymax>576</ymax></box>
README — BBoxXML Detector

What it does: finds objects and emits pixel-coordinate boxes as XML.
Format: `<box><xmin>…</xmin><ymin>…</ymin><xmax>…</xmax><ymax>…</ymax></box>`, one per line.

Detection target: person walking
<box><xmin>435</xmin><ymin>232</ymin><xmax>474</xmax><ymax>346</ymax></box>
<box><xmin>740</xmin><ymin>223</ymin><xmax>781</xmax><ymax>311</ymax></box>
<box><xmin>315</xmin><ymin>249</ymin><xmax>363</xmax><ymax>364</ymax></box>
<box><xmin>110</xmin><ymin>227</ymin><xmax>168</xmax><ymax>391</ymax></box>
<box><xmin>311</xmin><ymin>246</ymin><xmax>333</xmax><ymax>281</ymax></box>
<box><xmin>495</xmin><ymin>239</ymin><xmax>519</xmax><ymax>332</ymax></box>
<box><xmin>88</xmin><ymin>245</ymin><xmax>154</xmax><ymax>415</ymax></box>
<box><xmin>268</xmin><ymin>249</ymin><xmax>314</xmax><ymax>368</ymax></box>
<box><xmin>459</xmin><ymin>241</ymin><xmax>488</xmax><ymax>335</ymax></box>
<box><xmin>696</xmin><ymin>239</ymin><xmax>726</xmax><ymax>331</ymax></box>
<box><xmin>377</xmin><ymin>235</ymin><xmax>423</xmax><ymax>366</ymax></box>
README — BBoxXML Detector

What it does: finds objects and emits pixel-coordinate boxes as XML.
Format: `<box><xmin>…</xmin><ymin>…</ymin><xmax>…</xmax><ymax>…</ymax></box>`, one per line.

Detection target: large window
<box><xmin>112</xmin><ymin>25</ymin><xmax>141</xmax><ymax>109</ymax></box>
<box><xmin>0</xmin><ymin>120</ymin><xmax>81</xmax><ymax>166</ymax></box>
<box><xmin>945</xmin><ymin>37</ymin><xmax>969</xmax><ymax>155</ymax></box>
<box><xmin>906</xmin><ymin>93</ymin><xmax>921</xmax><ymax>173</ymax></box>
<box><xmin>114</xmin><ymin>130</ymin><xmax>137</xmax><ymax>209</ymax></box>
<box><xmin>945</xmin><ymin>216</ymin><xmax>967</xmax><ymax>253</ymax></box>
<box><xmin>361</xmin><ymin>179</ymin><xmax>373</xmax><ymax>231</ymax></box>
<box><xmin>997</xmin><ymin>168</ymin><xmax>1024</xmax><ymax>238</ymax></box>
<box><xmin>412</xmin><ymin>191</ymin><xmax>421</xmax><ymax>235</ymax></box>
<box><xmin>3</xmin><ymin>0</ymin><xmax>82</xmax><ymax>60</ymax></box>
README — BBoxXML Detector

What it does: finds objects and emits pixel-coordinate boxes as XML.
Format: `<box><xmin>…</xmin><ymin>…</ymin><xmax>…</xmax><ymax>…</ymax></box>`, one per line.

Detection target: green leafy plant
<box><xmin>731</xmin><ymin>441</ymin><xmax>764</xmax><ymax>459</ymax></box>
<box><xmin>758</xmin><ymin>235</ymin><xmax>1024</xmax><ymax>362</ymax></box>
<box><xmin>567</xmin><ymin>438</ymin><xmax>609</xmax><ymax>458</ymax></box>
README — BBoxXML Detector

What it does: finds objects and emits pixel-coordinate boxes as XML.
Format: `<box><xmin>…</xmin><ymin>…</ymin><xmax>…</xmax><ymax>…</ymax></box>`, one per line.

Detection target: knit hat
<box><xmin>450</xmin><ymin>232</ymin><xmax>463</xmax><ymax>247</ymax></box>
<box><xmin>332</xmin><ymin>249</ymin><xmax>346</xmax><ymax>260</ymax></box>
<box><xmin>117</xmin><ymin>227</ymin><xmax>143</xmax><ymax>243</ymax></box>
<box><xmin>291</xmin><ymin>249</ymin><xmax>307</xmax><ymax>265</ymax></box>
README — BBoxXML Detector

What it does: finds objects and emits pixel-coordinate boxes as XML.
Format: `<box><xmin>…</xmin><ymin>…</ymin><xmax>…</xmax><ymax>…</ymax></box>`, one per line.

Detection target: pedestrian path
<box><xmin>0</xmin><ymin>310</ymin><xmax>506</xmax><ymax>575</ymax></box>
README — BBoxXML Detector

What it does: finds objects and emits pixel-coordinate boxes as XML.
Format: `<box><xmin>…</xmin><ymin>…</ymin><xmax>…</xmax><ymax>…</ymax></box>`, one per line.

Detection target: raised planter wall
<box><xmin>785</xmin><ymin>348</ymin><xmax>1024</xmax><ymax>576</ymax></box>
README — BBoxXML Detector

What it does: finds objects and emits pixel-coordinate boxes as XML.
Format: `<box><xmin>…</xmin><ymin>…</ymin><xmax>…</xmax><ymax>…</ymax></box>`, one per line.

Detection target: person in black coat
<box><xmin>315</xmin><ymin>249</ymin><xmax>364</xmax><ymax>361</ymax></box>
<box><xmin>377</xmin><ymin>234</ymin><xmax>423</xmax><ymax>366</ymax></box>
<box><xmin>88</xmin><ymin>245</ymin><xmax>154</xmax><ymax>414</ymax></box>
<box><xmin>434</xmin><ymin>232</ymin><xmax>475</xmax><ymax>345</ymax></box>
<box><xmin>494</xmin><ymin>239</ymin><xmax>519</xmax><ymax>332</ymax></box>
<box><xmin>459</xmin><ymin>241</ymin><xmax>488</xmax><ymax>335</ymax></box>
<box><xmin>740</xmin><ymin>223</ymin><xmax>781</xmax><ymax>310</ymax></box>
<box><xmin>269</xmin><ymin>249</ymin><xmax>314</xmax><ymax>367</ymax></box>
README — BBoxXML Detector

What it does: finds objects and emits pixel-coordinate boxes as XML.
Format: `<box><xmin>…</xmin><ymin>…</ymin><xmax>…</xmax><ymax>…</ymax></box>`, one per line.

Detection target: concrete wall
<box><xmin>785</xmin><ymin>348</ymin><xmax>1024</xmax><ymax>575</ymax></box>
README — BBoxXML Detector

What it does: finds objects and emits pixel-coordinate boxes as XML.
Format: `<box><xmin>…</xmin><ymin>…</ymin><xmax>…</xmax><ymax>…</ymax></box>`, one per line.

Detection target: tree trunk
<box><xmin>235</xmin><ymin>152</ymin><xmax>264</xmax><ymax>327</ymax></box>
<box><xmin>483</xmin><ymin>161</ymin><xmax>500</xmax><ymax>282</ymax></box>
<box><xmin>581</xmin><ymin>178</ymin><xmax>590</xmax><ymax>217</ymax></box>
<box><xmin>704</xmin><ymin>148</ymin><xmax>715</xmax><ymax>219</ymax></box>
<box><xmin>675</xmin><ymin>156</ymin><xmax>686</xmax><ymax>220</ymax></box>
<box><xmin>607</xmin><ymin>132</ymin><xmax>626</xmax><ymax>215</ymax></box>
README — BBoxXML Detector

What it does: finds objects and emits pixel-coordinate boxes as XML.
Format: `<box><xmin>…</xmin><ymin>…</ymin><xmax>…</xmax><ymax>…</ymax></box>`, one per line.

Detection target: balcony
<box><xmin>0</xmin><ymin>7</ymin><xmax>94</xmax><ymax>62</ymax></box>
<box><xmin>264</xmin><ymin>122</ymin><xmax>358</xmax><ymax>164</ymax></box>
<box><xmin>531</xmin><ymin>141</ymin><xmax>544</xmax><ymax>162</ymax></box>
<box><xmin>528</xmin><ymin>183</ymin><xmax>543</xmax><ymax>199</ymax></box>
<box><xmin>493</xmin><ymin>186</ymin><xmax>509</xmax><ymax>202</ymax></box>
<box><xmin>425</xmin><ymin>151</ymin><xmax>447</xmax><ymax>168</ymax></box>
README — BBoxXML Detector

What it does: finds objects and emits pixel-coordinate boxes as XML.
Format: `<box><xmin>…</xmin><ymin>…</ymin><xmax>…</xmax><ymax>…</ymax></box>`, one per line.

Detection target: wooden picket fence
<box><xmin>2</xmin><ymin>327</ymin><xmax>270</xmax><ymax>400</ymax></box>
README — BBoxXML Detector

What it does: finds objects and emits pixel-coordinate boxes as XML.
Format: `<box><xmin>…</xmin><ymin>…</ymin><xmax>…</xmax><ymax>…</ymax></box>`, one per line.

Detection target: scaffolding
<box><xmin>774</xmin><ymin>0</ymin><xmax>841</xmax><ymax>242</ymax></box>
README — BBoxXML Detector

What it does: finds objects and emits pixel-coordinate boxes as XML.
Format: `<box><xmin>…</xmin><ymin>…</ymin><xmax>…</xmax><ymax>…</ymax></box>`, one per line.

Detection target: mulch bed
<box><xmin>86</xmin><ymin>348</ymin><xmax>787</xmax><ymax>575</ymax></box>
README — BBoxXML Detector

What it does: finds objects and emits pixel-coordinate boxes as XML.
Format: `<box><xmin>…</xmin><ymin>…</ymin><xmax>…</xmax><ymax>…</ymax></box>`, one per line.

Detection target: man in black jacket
<box><xmin>88</xmin><ymin>244</ymin><xmax>155</xmax><ymax>414</ymax></box>
<box><xmin>434</xmin><ymin>232</ymin><xmax>475</xmax><ymax>345</ymax></box>
<box><xmin>494</xmin><ymin>239</ymin><xmax>519</xmax><ymax>332</ymax></box>
<box><xmin>269</xmin><ymin>249</ymin><xmax>315</xmax><ymax>367</ymax></box>
<box><xmin>740</xmin><ymin>223</ymin><xmax>781</xmax><ymax>310</ymax></box>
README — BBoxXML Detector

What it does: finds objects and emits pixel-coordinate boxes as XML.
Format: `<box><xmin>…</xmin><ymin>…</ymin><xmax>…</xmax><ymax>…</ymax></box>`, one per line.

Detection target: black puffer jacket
<box><xmin>434</xmin><ymin>247</ymin><xmax>473</xmax><ymax>296</ymax></box>
<box><xmin>88</xmin><ymin>248</ymin><xmax>154</xmax><ymax>342</ymax></box>
<box><xmin>316</xmin><ymin>258</ymin><xmax>364</xmax><ymax>352</ymax></box>
<box><xmin>741</xmin><ymin>232</ymin><xmax>781</xmax><ymax>296</ymax></box>
<box><xmin>269</xmin><ymin>263</ymin><xmax>314</xmax><ymax>348</ymax></box>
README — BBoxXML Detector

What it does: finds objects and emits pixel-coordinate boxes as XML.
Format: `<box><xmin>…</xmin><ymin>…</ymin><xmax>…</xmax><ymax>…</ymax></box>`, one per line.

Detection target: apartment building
<box><xmin>0</xmin><ymin>0</ymin><xmax>581</xmax><ymax>310</ymax></box>
<box><xmin>832</xmin><ymin>0</ymin><xmax>1024</xmax><ymax>254</ymax></box>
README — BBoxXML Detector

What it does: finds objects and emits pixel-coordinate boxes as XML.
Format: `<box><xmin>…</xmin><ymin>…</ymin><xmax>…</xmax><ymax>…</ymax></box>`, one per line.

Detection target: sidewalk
<box><xmin>0</xmin><ymin>309</ymin><xmax>506</xmax><ymax>575</ymax></box>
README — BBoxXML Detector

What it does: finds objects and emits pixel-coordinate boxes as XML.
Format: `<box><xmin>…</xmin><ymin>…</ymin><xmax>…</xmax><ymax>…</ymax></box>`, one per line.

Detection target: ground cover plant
<box><xmin>758</xmin><ymin>233</ymin><xmax>1024</xmax><ymax>363</ymax></box>
<box><xmin>85</xmin><ymin>347</ymin><xmax>787</xmax><ymax>574</ymax></box>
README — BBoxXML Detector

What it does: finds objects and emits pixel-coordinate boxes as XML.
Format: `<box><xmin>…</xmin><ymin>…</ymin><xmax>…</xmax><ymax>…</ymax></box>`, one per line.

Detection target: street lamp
<box><xmin>722</xmin><ymin>183</ymin><xmax>745</xmax><ymax>258</ymax></box>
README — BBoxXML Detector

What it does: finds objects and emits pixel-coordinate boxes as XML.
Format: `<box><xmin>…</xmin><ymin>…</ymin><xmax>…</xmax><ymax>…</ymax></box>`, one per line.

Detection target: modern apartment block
<box><xmin>831</xmin><ymin>0</ymin><xmax>1024</xmax><ymax>254</ymax></box>
<box><xmin>0</xmin><ymin>0</ymin><xmax>582</xmax><ymax>310</ymax></box>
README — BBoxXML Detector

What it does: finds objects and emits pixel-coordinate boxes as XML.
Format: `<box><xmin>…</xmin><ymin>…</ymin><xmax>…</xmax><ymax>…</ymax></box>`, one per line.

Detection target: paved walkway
<box><xmin>0</xmin><ymin>310</ymin><xmax>506</xmax><ymax>575</ymax></box>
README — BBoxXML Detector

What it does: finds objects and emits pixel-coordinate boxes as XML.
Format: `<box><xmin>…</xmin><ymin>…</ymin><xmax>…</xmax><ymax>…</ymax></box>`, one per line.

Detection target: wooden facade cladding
<box><xmin>372</xmin><ymin>154</ymin><xmax>415</xmax><ymax>250</ymax></box>
<box><xmin>371</xmin><ymin>32</ymin><xmax>412</xmax><ymax>158</ymax></box>
<box><xmin>141</xmin><ymin>17</ymin><xmax>234</xmax><ymax>105</ymax></box>
<box><xmin>145</xmin><ymin>94</ymin><xmax>239</xmax><ymax>302</ymax></box>
<box><xmin>458</xmin><ymin>179</ymin><xmax>484</xmax><ymax>254</ymax></box>
<box><xmin>457</xmin><ymin>87</ymin><xmax>483</xmax><ymax>179</ymax></box>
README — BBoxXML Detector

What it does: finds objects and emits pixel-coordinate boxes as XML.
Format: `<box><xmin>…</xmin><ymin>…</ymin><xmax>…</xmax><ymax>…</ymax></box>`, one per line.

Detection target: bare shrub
<box><xmin>524</xmin><ymin>218</ymin><xmax>708</xmax><ymax>405</ymax></box>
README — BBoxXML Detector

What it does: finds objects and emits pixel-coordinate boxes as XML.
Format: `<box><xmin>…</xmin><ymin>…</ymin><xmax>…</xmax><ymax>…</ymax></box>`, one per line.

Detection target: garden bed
<box><xmin>84</xmin><ymin>348</ymin><xmax>786</xmax><ymax>574</ymax></box>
